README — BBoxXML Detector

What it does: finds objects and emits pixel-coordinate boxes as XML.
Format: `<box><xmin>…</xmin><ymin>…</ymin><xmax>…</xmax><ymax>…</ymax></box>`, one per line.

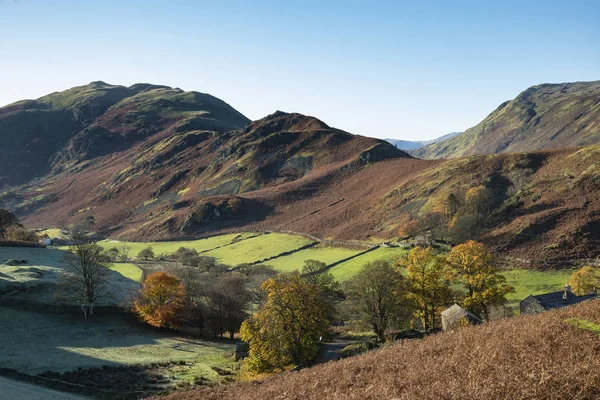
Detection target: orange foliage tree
<box><xmin>133</xmin><ymin>272</ymin><xmax>186</xmax><ymax>329</ymax></box>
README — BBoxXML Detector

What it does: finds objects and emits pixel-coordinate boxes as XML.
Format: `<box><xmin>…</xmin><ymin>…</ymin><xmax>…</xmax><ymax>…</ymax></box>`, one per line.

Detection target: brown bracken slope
<box><xmin>1</xmin><ymin>82</ymin><xmax>600</xmax><ymax>262</ymax></box>
<box><xmin>154</xmin><ymin>299</ymin><xmax>600</xmax><ymax>400</ymax></box>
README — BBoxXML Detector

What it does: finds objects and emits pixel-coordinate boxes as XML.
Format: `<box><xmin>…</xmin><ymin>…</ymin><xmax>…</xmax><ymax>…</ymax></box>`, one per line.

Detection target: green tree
<box><xmin>446</xmin><ymin>241</ymin><xmax>514</xmax><ymax>320</ymax></box>
<box><xmin>301</xmin><ymin>259</ymin><xmax>340</xmax><ymax>293</ymax></box>
<box><xmin>105</xmin><ymin>247</ymin><xmax>121</xmax><ymax>262</ymax></box>
<box><xmin>137</xmin><ymin>246</ymin><xmax>155</xmax><ymax>261</ymax></box>
<box><xmin>568</xmin><ymin>266</ymin><xmax>600</xmax><ymax>296</ymax></box>
<box><xmin>346</xmin><ymin>261</ymin><xmax>406</xmax><ymax>342</ymax></box>
<box><xmin>400</xmin><ymin>247</ymin><xmax>453</xmax><ymax>331</ymax></box>
<box><xmin>240</xmin><ymin>274</ymin><xmax>331</xmax><ymax>373</ymax></box>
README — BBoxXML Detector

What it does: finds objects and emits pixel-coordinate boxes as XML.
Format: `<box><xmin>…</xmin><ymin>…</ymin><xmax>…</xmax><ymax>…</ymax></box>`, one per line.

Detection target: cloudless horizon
<box><xmin>1</xmin><ymin>0</ymin><xmax>598</xmax><ymax>140</ymax></box>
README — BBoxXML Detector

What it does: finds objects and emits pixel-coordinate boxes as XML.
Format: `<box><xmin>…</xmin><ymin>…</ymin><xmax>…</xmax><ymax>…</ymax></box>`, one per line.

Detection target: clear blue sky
<box><xmin>0</xmin><ymin>0</ymin><xmax>598</xmax><ymax>140</ymax></box>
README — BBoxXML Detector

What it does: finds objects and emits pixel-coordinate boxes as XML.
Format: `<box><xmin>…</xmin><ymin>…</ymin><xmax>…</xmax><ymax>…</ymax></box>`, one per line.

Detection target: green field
<box><xmin>97</xmin><ymin>232</ymin><xmax>257</xmax><ymax>256</ymax></box>
<box><xmin>328</xmin><ymin>247</ymin><xmax>409</xmax><ymax>281</ymax></box>
<box><xmin>264</xmin><ymin>246</ymin><xmax>361</xmax><ymax>273</ymax></box>
<box><xmin>109</xmin><ymin>262</ymin><xmax>143</xmax><ymax>282</ymax></box>
<box><xmin>502</xmin><ymin>268</ymin><xmax>575</xmax><ymax>308</ymax></box>
<box><xmin>202</xmin><ymin>233</ymin><xmax>315</xmax><ymax>265</ymax></box>
<box><xmin>93</xmin><ymin>232</ymin><xmax>580</xmax><ymax>306</ymax></box>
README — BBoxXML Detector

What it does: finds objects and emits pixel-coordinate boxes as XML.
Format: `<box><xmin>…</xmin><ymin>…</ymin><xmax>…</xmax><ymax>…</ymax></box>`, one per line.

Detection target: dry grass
<box><xmin>155</xmin><ymin>299</ymin><xmax>600</xmax><ymax>400</ymax></box>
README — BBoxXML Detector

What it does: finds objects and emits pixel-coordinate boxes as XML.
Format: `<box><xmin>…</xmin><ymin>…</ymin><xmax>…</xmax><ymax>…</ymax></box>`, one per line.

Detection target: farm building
<box><xmin>520</xmin><ymin>285</ymin><xmax>597</xmax><ymax>315</ymax></box>
<box><xmin>441</xmin><ymin>304</ymin><xmax>482</xmax><ymax>331</ymax></box>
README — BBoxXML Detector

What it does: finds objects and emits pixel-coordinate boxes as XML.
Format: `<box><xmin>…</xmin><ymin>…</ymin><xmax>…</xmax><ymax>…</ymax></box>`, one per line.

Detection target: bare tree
<box><xmin>61</xmin><ymin>241</ymin><xmax>113</xmax><ymax>315</ymax></box>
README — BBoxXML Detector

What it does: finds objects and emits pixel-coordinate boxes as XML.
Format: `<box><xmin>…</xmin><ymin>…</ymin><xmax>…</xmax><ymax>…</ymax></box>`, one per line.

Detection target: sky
<box><xmin>0</xmin><ymin>0</ymin><xmax>599</xmax><ymax>140</ymax></box>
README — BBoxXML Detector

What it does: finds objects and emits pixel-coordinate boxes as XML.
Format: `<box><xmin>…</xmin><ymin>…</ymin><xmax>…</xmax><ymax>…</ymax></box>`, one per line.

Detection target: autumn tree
<box><xmin>137</xmin><ymin>246</ymin><xmax>155</xmax><ymax>261</ymax></box>
<box><xmin>446</xmin><ymin>241</ymin><xmax>514</xmax><ymax>320</ymax></box>
<box><xmin>346</xmin><ymin>260</ymin><xmax>407</xmax><ymax>341</ymax></box>
<box><xmin>133</xmin><ymin>272</ymin><xmax>186</xmax><ymax>329</ymax></box>
<box><xmin>448</xmin><ymin>213</ymin><xmax>481</xmax><ymax>244</ymax></box>
<box><xmin>439</xmin><ymin>192</ymin><xmax>461</xmax><ymax>223</ymax></box>
<box><xmin>61</xmin><ymin>241</ymin><xmax>113</xmax><ymax>315</ymax></box>
<box><xmin>0</xmin><ymin>209</ymin><xmax>19</xmax><ymax>238</ymax></box>
<box><xmin>5</xmin><ymin>226</ymin><xmax>38</xmax><ymax>242</ymax></box>
<box><xmin>420</xmin><ymin>211</ymin><xmax>447</xmax><ymax>241</ymax></box>
<box><xmin>400</xmin><ymin>247</ymin><xmax>453</xmax><ymax>331</ymax></box>
<box><xmin>568</xmin><ymin>266</ymin><xmax>600</xmax><ymax>296</ymax></box>
<box><xmin>465</xmin><ymin>186</ymin><xmax>494</xmax><ymax>218</ymax></box>
<box><xmin>240</xmin><ymin>274</ymin><xmax>331</xmax><ymax>373</ymax></box>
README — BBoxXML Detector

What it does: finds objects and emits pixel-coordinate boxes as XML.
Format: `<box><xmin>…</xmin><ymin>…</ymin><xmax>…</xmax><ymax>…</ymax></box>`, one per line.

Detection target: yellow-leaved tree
<box><xmin>133</xmin><ymin>272</ymin><xmax>186</xmax><ymax>329</ymax></box>
<box><xmin>240</xmin><ymin>274</ymin><xmax>331</xmax><ymax>374</ymax></box>
<box><xmin>400</xmin><ymin>247</ymin><xmax>453</xmax><ymax>331</ymax></box>
<box><xmin>446</xmin><ymin>241</ymin><xmax>514</xmax><ymax>320</ymax></box>
<box><xmin>568</xmin><ymin>266</ymin><xmax>600</xmax><ymax>295</ymax></box>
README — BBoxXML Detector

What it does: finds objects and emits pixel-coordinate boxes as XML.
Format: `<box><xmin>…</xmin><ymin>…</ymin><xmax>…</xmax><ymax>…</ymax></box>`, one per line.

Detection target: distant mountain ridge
<box><xmin>413</xmin><ymin>81</ymin><xmax>600</xmax><ymax>159</ymax></box>
<box><xmin>385</xmin><ymin>132</ymin><xmax>461</xmax><ymax>151</ymax></box>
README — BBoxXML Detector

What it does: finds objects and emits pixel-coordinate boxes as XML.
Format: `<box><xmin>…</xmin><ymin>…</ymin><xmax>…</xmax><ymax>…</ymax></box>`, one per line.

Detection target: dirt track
<box><xmin>0</xmin><ymin>376</ymin><xmax>88</xmax><ymax>400</ymax></box>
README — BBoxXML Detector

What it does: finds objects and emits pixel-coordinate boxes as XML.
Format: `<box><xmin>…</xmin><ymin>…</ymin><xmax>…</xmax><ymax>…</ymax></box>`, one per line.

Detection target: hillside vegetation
<box><xmin>414</xmin><ymin>81</ymin><xmax>600</xmax><ymax>159</ymax></box>
<box><xmin>1</xmin><ymin>82</ymin><xmax>600</xmax><ymax>262</ymax></box>
<box><xmin>155</xmin><ymin>299</ymin><xmax>600</xmax><ymax>400</ymax></box>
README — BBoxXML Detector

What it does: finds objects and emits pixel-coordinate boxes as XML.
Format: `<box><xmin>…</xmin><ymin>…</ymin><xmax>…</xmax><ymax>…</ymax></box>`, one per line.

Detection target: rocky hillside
<box><xmin>414</xmin><ymin>81</ymin><xmax>600</xmax><ymax>159</ymax></box>
<box><xmin>1</xmin><ymin>82</ymin><xmax>600</xmax><ymax>262</ymax></box>
<box><xmin>0</xmin><ymin>81</ymin><xmax>249</xmax><ymax>187</ymax></box>
<box><xmin>154</xmin><ymin>299</ymin><xmax>600</xmax><ymax>400</ymax></box>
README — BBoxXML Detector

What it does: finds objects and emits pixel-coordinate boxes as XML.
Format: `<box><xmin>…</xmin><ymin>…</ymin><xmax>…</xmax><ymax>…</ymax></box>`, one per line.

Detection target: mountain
<box><xmin>413</xmin><ymin>81</ymin><xmax>600</xmax><ymax>159</ymax></box>
<box><xmin>385</xmin><ymin>132</ymin><xmax>461</xmax><ymax>151</ymax></box>
<box><xmin>0</xmin><ymin>81</ymin><xmax>250</xmax><ymax>188</ymax></box>
<box><xmin>1</xmin><ymin>82</ymin><xmax>600</xmax><ymax>262</ymax></box>
<box><xmin>156</xmin><ymin>299</ymin><xmax>600</xmax><ymax>400</ymax></box>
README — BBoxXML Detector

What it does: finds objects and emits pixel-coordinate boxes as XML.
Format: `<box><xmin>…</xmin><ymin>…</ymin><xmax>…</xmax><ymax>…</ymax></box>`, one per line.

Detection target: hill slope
<box><xmin>414</xmin><ymin>81</ymin><xmax>600</xmax><ymax>159</ymax></box>
<box><xmin>1</xmin><ymin>83</ymin><xmax>600</xmax><ymax>262</ymax></box>
<box><xmin>0</xmin><ymin>81</ymin><xmax>250</xmax><ymax>187</ymax></box>
<box><xmin>155</xmin><ymin>299</ymin><xmax>600</xmax><ymax>400</ymax></box>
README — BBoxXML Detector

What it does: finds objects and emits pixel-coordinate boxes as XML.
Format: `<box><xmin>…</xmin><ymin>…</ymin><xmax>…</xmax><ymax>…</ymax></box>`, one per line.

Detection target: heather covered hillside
<box><xmin>414</xmin><ymin>81</ymin><xmax>600</xmax><ymax>159</ymax></box>
<box><xmin>155</xmin><ymin>299</ymin><xmax>600</xmax><ymax>400</ymax></box>
<box><xmin>1</xmin><ymin>82</ymin><xmax>600</xmax><ymax>262</ymax></box>
<box><xmin>0</xmin><ymin>81</ymin><xmax>250</xmax><ymax>187</ymax></box>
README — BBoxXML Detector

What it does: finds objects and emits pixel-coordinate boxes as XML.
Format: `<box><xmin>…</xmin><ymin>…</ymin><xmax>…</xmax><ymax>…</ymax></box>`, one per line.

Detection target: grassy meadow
<box><xmin>97</xmin><ymin>232</ymin><xmax>258</xmax><ymax>256</ymax></box>
<box><xmin>109</xmin><ymin>262</ymin><xmax>143</xmax><ymax>282</ymax></box>
<box><xmin>92</xmin><ymin>232</ymin><xmax>577</xmax><ymax>305</ymax></box>
<box><xmin>264</xmin><ymin>246</ymin><xmax>360</xmax><ymax>273</ymax></box>
<box><xmin>201</xmin><ymin>233</ymin><xmax>315</xmax><ymax>265</ymax></box>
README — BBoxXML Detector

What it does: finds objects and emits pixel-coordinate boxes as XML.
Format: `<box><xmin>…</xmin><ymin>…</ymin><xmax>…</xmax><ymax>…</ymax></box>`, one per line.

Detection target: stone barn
<box><xmin>441</xmin><ymin>304</ymin><xmax>482</xmax><ymax>332</ymax></box>
<box><xmin>520</xmin><ymin>284</ymin><xmax>597</xmax><ymax>315</ymax></box>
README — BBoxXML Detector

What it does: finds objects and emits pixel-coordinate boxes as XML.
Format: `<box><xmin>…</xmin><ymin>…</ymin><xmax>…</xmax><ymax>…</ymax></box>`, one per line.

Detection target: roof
<box><xmin>527</xmin><ymin>291</ymin><xmax>596</xmax><ymax>310</ymax></box>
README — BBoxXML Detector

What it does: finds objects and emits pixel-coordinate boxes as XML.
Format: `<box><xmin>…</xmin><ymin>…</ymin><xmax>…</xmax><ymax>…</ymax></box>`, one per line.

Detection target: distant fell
<box><xmin>385</xmin><ymin>132</ymin><xmax>461</xmax><ymax>151</ymax></box>
<box><xmin>414</xmin><ymin>81</ymin><xmax>600</xmax><ymax>159</ymax></box>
